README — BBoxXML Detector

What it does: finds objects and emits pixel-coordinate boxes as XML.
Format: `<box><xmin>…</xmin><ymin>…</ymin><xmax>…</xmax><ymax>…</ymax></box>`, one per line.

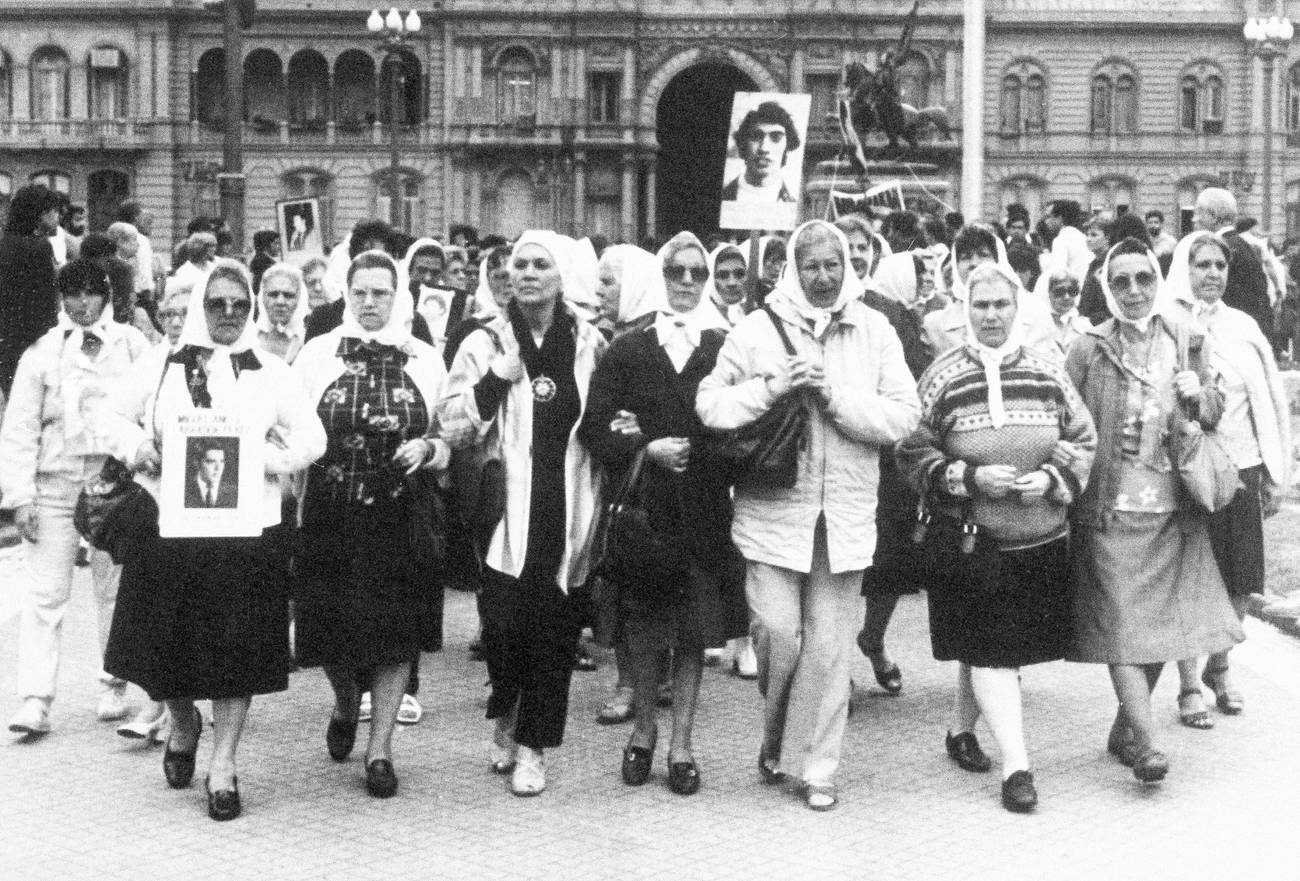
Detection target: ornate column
<box><xmin>621</xmin><ymin>155</ymin><xmax>636</xmax><ymax>240</ymax></box>
<box><xmin>573</xmin><ymin>151</ymin><xmax>587</xmax><ymax>234</ymax></box>
<box><xmin>644</xmin><ymin>159</ymin><xmax>656</xmax><ymax>240</ymax></box>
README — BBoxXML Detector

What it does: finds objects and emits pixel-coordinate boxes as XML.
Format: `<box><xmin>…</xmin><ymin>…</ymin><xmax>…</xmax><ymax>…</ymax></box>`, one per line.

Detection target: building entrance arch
<box><xmin>655</xmin><ymin>62</ymin><xmax>756</xmax><ymax>237</ymax></box>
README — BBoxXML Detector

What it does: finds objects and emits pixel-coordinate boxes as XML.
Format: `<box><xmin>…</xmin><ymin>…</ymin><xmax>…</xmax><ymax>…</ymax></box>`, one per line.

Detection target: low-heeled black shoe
<box><xmin>163</xmin><ymin>708</ymin><xmax>203</xmax><ymax>789</ymax></box>
<box><xmin>206</xmin><ymin>776</ymin><xmax>242</xmax><ymax>821</ymax></box>
<box><xmin>667</xmin><ymin>760</ymin><xmax>701</xmax><ymax>796</ymax></box>
<box><xmin>366</xmin><ymin>759</ymin><xmax>398</xmax><ymax>798</ymax></box>
<box><xmin>1001</xmin><ymin>770</ymin><xmax>1037</xmax><ymax>813</ymax></box>
<box><xmin>945</xmin><ymin>731</ymin><xmax>992</xmax><ymax>773</ymax></box>
<box><xmin>758</xmin><ymin>746</ymin><xmax>784</xmax><ymax>785</ymax></box>
<box><xmin>326</xmin><ymin>714</ymin><xmax>358</xmax><ymax>762</ymax></box>
<box><xmin>621</xmin><ymin>735</ymin><xmax>656</xmax><ymax>786</ymax></box>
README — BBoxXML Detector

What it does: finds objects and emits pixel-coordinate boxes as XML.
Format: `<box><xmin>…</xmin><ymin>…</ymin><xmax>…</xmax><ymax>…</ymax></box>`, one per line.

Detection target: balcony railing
<box><xmin>0</xmin><ymin>118</ymin><xmax>171</xmax><ymax>150</ymax></box>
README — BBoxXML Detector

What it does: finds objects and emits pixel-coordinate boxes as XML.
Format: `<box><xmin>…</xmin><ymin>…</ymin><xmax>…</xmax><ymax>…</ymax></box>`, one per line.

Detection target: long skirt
<box><xmin>1069</xmin><ymin>510</ymin><xmax>1244</xmax><ymax>664</ymax></box>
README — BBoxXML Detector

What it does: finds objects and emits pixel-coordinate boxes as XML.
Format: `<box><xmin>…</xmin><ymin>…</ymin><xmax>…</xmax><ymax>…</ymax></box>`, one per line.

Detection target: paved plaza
<box><xmin>2</xmin><ymin>539</ymin><xmax>1299</xmax><ymax>881</ymax></box>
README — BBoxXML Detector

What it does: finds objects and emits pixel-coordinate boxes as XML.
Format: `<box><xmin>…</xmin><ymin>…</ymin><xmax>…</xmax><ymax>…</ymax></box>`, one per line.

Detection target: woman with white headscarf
<box><xmin>1</xmin><ymin>260</ymin><xmax>151</xmax><ymax>738</ymax></box>
<box><xmin>696</xmin><ymin>220</ymin><xmax>921</xmax><ymax>811</ymax></box>
<box><xmin>100</xmin><ymin>258</ymin><xmax>326</xmax><ymax>821</ymax></box>
<box><xmin>596</xmin><ymin>243</ymin><xmax>665</xmax><ymax>339</ymax></box>
<box><xmin>1065</xmin><ymin>238</ymin><xmax>1243</xmax><ymax>785</ymax></box>
<box><xmin>579</xmin><ymin>232</ymin><xmax>747</xmax><ymax>796</ymax></box>
<box><xmin>291</xmin><ymin>250</ymin><xmax>451</xmax><ymax>799</ymax></box>
<box><xmin>705</xmin><ymin>242</ymin><xmax>749</xmax><ymax>327</ymax></box>
<box><xmin>256</xmin><ymin>262</ymin><xmax>310</xmax><ymax>363</ymax></box>
<box><xmin>439</xmin><ymin>230</ymin><xmax>606</xmax><ymax>798</ymax></box>
<box><xmin>897</xmin><ymin>262</ymin><xmax>1096</xmax><ymax>813</ymax></box>
<box><xmin>1166</xmin><ymin>231</ymin><xmax>1291</xmax><ymax>724</ymax></box>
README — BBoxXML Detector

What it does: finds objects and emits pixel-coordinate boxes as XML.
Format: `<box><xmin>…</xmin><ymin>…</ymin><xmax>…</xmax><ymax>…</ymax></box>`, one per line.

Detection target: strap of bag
<box><xmin>614</xmin><ymin>446</ymin><xmax>648</xmax><ymax>507</ymax></box>
<box><xmin>761</xmin><ymin>304</ymin><xmax>798</xmax><ymax>357</ymax></box>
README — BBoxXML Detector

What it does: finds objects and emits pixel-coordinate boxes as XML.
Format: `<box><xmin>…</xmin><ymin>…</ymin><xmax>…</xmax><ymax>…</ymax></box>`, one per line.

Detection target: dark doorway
<box><xmin>655</xmin><ymin>63</ymin><xmax>756</xmax><ymax>239</ymax></box>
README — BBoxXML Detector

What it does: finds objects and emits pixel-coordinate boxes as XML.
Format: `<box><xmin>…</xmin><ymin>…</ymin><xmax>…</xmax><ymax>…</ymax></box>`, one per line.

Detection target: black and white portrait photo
<box><xmin>183</xmin><ymin>436</ymin><xmax>240</xmax><ymax>510</ymax></box>
<box><xmin>718</xmin><ymin>91</ymin><xmax>811</xmax><ymax>232</ymax></box>
<box><xmin>276</xmin><ymin>197</ymin><xmax>324</xmax><ymax>261</ymax></box>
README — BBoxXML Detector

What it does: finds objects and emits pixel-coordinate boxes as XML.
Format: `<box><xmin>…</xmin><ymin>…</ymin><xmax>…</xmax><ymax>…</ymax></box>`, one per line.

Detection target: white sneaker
<box><xmin>358</xmin><ymin>692</ymin><xmax>372</xmax><ymax>724</ymax></box>
<box><xmin>510</xmin><ymin>747</ymin><xmax>546</xmax><ymax>796</ymax></box>
<box><xmin>96</xmin><ymin>685</ymin><xmax>129</xmax><ymax>722</ymax></box>
<box><xmin>734</xmin><ymin>640</ymin><xmax>758</xmax><ymax>680</ymax></box>
<box><xmin>8</xmin><ymin>698</ymin><xmax>51</xmax><ymax>735</ymax></box>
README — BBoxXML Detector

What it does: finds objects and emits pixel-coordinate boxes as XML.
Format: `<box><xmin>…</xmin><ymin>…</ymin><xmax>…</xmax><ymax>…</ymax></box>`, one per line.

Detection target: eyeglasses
<box><xmin>664</xmin><ymin>265</ymin><xmax>709</xmax><ymax>283</ymax></box>
<box><xmin>203</xmin><ymin>297</ymin><xmax>252</xmax><ymax>315</ymax></box>
<box><xmin>263</xmin><ymin>289</ymin><xmax>298</xmax><ymax>300</ymax></box>
<box><xmin>1108</xmin><ymin>271</ymin><xmax>1156</xmax><ymax>295</ymax></box>
<box><xmin>714</xmin><ymin>268</ymin><xmax>746</xmax><ymax>282</ymax></box>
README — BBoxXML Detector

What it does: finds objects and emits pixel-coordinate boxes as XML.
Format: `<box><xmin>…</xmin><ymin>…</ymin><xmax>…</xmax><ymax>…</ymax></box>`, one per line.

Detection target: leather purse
<box><xmin>911</xmin><ymin>497</ymin><xmax>1001</xmax><ymax>596</ymax></box>
<box><xmin>1168</xmin><ymin>322</ymin><xmax>1241</xmax><ymax>513</ymax></box>
<box><xmin>591</xmin><ymin>448</ymin><xmax>691</xmax><ymax>601</ymax></box>
<box><xmin>713</xmin><ymin>306</ymin><xmax>809</xmax><ymax>489</ymax></box>
<box><xmin>74</xmin><ymin>457</ymin><xmax>150</xmax><ymax>563</ymax></box>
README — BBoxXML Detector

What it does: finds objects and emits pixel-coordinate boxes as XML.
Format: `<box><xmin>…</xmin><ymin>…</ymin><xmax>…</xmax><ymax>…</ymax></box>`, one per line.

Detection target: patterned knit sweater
<box><xmin>896</xmin><ymin>345</ymin><xmax>1097</xmax><ymax>548</ymax></box>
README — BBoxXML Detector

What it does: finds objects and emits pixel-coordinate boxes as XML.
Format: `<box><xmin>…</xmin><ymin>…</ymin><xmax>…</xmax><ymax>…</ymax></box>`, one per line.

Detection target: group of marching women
<box><xmin>0</xmin><ymin>213</ymin><xmax>1287</xmax><ymax>821</ymax></box>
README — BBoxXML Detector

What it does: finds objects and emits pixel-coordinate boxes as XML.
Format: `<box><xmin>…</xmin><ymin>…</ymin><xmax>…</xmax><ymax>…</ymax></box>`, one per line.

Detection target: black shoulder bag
<box><xmin>591</xmin><ymin>447</ymin><xmax>692</xmax><ymax>601</ymax></box>
<box><xmin>712</xmin><ymin>306</ymin><xmax>809</xmax><ymax>489</ymax></box>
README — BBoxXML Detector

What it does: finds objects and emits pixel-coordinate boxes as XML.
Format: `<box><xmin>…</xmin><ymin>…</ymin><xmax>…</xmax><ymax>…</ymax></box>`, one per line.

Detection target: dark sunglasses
<box><xmin>714</xmin><ymin>268</ymin><xmax>746</xmax><ymax>282</ymax></box>
<box><xmin>664</xmin><ymin>265</ymin><xmax>709</xmax><ymax>283</ymax></box>
<box><xmin>204</xmin><ymin>297</ymin><xmax>252</xmax><ymax>315</ymax></box>
<box><xmin>1108</xmin><ymin>271</ymin><xmax>1156</xmax><ymax>295</ymax></box>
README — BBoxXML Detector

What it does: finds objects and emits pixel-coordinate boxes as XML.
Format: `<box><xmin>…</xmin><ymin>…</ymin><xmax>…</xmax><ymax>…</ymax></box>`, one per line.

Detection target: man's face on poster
<box><xmin>742</xmin><ymin>123</ymin><xmax>788</xmax><ymax>186</ymax></box>
<box><xmin>200</xmin><ymin>449</ymin><xmax>225</xmax><ymax>488</ymax></box>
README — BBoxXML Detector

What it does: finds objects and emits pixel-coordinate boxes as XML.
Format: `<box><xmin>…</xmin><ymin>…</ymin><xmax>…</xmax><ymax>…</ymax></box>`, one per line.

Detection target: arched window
<box><xmin>282</xmin><ymin>167</ymin><xmax>334</xmax><ymax>243</ymax></box>
<box><xmin>897</xmin><ymin>51</ymin><xmax>931</xmax><ymax>107</ymax></box>
<box><xmin>1088</xmin><ymin>175</ymin><xmax>1136</xmax><ymax>214</ymax></box>
<box><xmin>1091</xmin><ymin>61</ymin><xmax>1139</xmax><ymax>134</ymax></box>
<box><xmin>30</xmin><ymin>170</ymin><xmax>71</xmax><ymax>195</ymax></box>
<box><xmin>244</xmin><ymin>49</ymin><xmax>285</xmax><ymax>125</ymax></box>
<box><xmin>195</xmin><ymin>48</ymin><xmax>226</xmax><ymax>127</ymax></box>
<box><xmin>379</xmin><ymin>48</ymin><xmax>423</xmax><ymax>126</ymax></box>
<box><xmin>1001</xmin><ymin>60</ymin><xmax>1047</xmax><ymax>134</ymax></box>
<box><xmin>1179</xmin><ymin>63</ymin><xmax>1226</xmax><ymax>134</ymax></box>
<box><xmin>89</xmin><ymin>46</ymin><xmax>128</xmax><ymax>119</ymax></box>
<box><xmin>334</xmin><ymin>50</ymin><xmax>376</xmax><ymax>129</ymax></box>
<box><xmin>496</xmin><ymin>47</ymin><xmax>537</xmax><ymax>124</ymax></box>
<box><xmin>374</xmin><ymin>168</ymin><xmax>421</xmax><ymax>234</ymax></box>
<box><xmin>287</xmin><ymin>50</ymin><xmax>329</xmax><ymax>127</ymax></box>
<box><xmin>30</xmin><ymin>47</ymin><xmax>70</xmax><ymax>121</ymax></box>
<box><xmin>0</xmin><ymin>52</ymin><xmax>12</xmax><ymax>119</ymax></box>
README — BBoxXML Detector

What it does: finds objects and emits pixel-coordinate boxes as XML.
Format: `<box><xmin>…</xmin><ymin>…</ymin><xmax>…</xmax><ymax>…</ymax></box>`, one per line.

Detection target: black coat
<box><xmin>0</xmin><ymin>234</ymin><xmax>58</xmax><ymax>385</ymax></box>
<box><xmin>578</xmin><ymin>326</ymin><xmax>734</xmax><ymax>571</ymax></box>
<box><xmin>1222</xmin><ymin>231</ymin><xmax>1275</xmax><ymax>339</ymax></box>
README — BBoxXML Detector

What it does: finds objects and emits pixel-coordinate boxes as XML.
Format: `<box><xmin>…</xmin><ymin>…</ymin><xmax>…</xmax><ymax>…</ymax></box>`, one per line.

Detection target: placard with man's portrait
<box><xmin>276</xmin><ymin>197</ymin><xmax>325</xmax><ymax>264</ymax></box>
<box><xmin>159</xmin><ymin>410</ymin><xmax>264</xmax><ymax>537</ymax></box>
<box><xmin>718</xmin><ymin>92</ymin><xmax>812</xmax><ymax>232</ymax></box>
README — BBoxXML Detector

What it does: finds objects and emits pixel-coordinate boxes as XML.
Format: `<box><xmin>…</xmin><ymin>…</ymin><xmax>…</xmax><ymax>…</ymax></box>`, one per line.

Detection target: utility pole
<box><xmin>217</xmin><ymin>0</ymin><xmax>246</xmax><ymax>255</ymax></box>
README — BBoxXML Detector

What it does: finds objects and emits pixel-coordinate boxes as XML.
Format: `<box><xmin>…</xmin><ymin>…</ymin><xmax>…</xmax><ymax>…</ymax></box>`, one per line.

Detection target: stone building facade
<box><xmin>0</xmin><ymin>0</ymin><xmax>1294</xmax><ymax>252</ymax></box>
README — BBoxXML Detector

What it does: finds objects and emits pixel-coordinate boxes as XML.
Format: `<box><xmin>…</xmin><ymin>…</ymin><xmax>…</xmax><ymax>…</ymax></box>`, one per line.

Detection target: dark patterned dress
<box><xmin>294</xmin><ymin>338</ymin><xmax>440</xmax><ymax>668</ymax></box>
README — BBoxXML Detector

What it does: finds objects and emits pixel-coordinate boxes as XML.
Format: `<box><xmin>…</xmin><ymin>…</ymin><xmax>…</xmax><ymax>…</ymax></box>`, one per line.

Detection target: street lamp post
<box><xmin>368</xmin><ymin>8</ymin><xmax>422</xmax><ymax>231</ymax></box>
<box><xmin>1244</xmin><ymin>13</ymin><xmax>1293</xmax><ymax>234</ymax></box>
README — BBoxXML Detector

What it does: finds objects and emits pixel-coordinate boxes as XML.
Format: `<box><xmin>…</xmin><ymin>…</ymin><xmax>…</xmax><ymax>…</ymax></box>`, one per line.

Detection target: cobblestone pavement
<box><xmin>2</xmin><ymin>547</ymin><xmax>1299</xmax><ymax>881</ymax></box>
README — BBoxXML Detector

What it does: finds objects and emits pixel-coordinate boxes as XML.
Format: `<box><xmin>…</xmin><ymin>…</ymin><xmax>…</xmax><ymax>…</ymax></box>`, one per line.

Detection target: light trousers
<box><xmin>16</xmin><ymin>476</ymin><xmax>123</xmax><ymax>703</ymax></box>
<box><xmin>745</xmin><ymin>519</ymin><xmax>863</xmax><ymax>785</ymax></box>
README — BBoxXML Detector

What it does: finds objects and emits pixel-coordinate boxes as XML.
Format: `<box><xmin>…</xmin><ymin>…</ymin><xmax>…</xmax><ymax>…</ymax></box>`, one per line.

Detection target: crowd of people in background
<box><xmin>0</xmin><ymin>179</ymin><xmax>1291</xmax><ymax>821</ymax></box>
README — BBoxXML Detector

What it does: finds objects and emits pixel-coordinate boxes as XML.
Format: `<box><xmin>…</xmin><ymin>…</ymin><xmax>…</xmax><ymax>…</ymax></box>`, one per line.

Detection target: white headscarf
<box><xmin>1098</xmin><ymin>241</ymin><xmax>1167</xmax><ymax>334</ymax></box>
<box><xmin>653</xmin><ymin>232</ymin><xmax>729</xmax><ymax>362</ymax></box>
<box><xmin>768</xmin><ymin>220</ymin><xmax>864</xmax><ymax>339</ymax></box>
<box><xmin>564</xmin><ymin>236</ymin><xmax>602</xmax><ymax>323</ymax></box>
<box><xmin>509</xmin><ymin>230</ymin><xmax>585</xmax><ymax>320</ymax></box>
<box><xmin>338</xmin><ymin>249</ymin><xmax>414</xmax><ymax>347</ymax></box>
<box><xmin>962</xmin><ymin>262</ymin><xmax>1029</xmax><ymax>430</ymax></box>
<box><xmin>872</xmin><ymin>251</ymin><xmax>919</xmax><ymax>305</ymax></box>
<box><xmin>703</xmin><ymin>242</ymin><xmax>748</xmax><ymax>326</ymax></box>
<box><xmin>600</xmin><ymin>243</ymin><xmax>666</xmax><ymax>324</ymax></box>
<box><xmin>175</xmin><ymin>258</ymin><xmax>261</xmax><ymax>404</ymax></box>
<box><xmin>255</xmin><ymin>262</ymin><xmax>310</xmax><ymax>340</ymax></box>
<box><xmin>1164</xmin><ymin>230</ymin><xmax>1227</xmax><ymax>317</ymax></box>
<box><xmin>471</xmin><ymin>247</ymin><xmax>504</xmax><ymax>320</ymax></box>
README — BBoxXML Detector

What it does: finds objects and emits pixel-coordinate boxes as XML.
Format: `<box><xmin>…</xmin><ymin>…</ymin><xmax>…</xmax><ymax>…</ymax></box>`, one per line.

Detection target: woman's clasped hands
<box><xmin>973</xmin><ymin>465</ymin><xmax>1051</xmax><ymax>503</ymax></box>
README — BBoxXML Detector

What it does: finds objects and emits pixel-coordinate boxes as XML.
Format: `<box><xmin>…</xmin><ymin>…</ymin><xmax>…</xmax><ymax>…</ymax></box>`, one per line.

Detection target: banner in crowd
<box><xmin>719</xmin><ymin>91</ymin><xmax>811</xmax><ymax>232</ymax></box>
<box><xmin>277</xmin><ymin>197</ymin><xmax>325</xmax><ymax>265</ymax></box>
<box><xmin>830</xmin><ymin>182</ymin><xmax>906</xmax><ymax>218</ymax></box>
<box><xmin>158</xmin><ymin>409</ymin><xmax>264</xmax><ymax>538</ymax></box>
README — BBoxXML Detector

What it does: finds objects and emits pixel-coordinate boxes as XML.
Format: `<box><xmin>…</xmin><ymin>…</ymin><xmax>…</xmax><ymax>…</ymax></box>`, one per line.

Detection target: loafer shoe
<box><xmin>163</xmin><ymin>708</ymin><xmax>203</xmax><ymax>789</ymax></box>
<box><xmin>365</xmin><ymin>759</ymin><xmax>398</xmax><ymax>798</ymax></box>
<box><xmin>206</xmin><ymin>775</ymin><xmax>242</xmax><ymax>821</ymax></box>
<box><xmin>1133</xmin><ymin>749</ymin><xmax>1169</xmax><ymax>783</ymax></box>
<box><xmin>621</xmin><ymin>733</ymin><xmax>655</xmax><ymax>787</ymax></box>
<box><xmin>1001</xmin><ymin>770</ymin><xmax>1038</xmax><ymax>813</ymax></box>
<box><xmin>8</xmin><ymin>698</ymin><xmax>51</xmax><ymax>736</ymax></box>
<box><xmin>511</xmin><ymin>747</ymin><xmax>546</xmax><ymax>797</ymax></box>
<box><xmin>667</xmin><ymin>760</ymin><xmax>701</xmax><ymax>796</ymax></box>
<box><xmin>326</xmin><ymin>713</ymin><xmax>357</xmax><ymax>762</ymax></box>
<box><xmin>946</xmin><ymin>731</ymin><xmax>992</xmax><ymax>773</ymax></box>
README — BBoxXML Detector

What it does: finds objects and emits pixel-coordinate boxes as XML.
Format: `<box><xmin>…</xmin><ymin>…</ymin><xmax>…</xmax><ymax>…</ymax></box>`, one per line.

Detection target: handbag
<box><xmin>910</xmin><ymin>496</ymin><xmax>1001</xmax><ymax>596</ymax></box>
<box><xmin>591</xmin><ymin>448</ymin><xmax>691</xmax><ymax>601</ymax></box>
<box><xmin>713</xmin><ymin>305</ymin><xmax>809</xmax><ymax>489</ymax></box>
<box><xmin>1168</xmin><ymin>322</ymin><xmax>1241</xmax><ymax>513</ymax></box>
<box><xmin>74</xmin><ymin>457</ymin><xmax>150</xmax><ymax>563</ymax></box>
<box><xmin>448</xmin><ymin>327</ymin><xmax>509</xmax><ymax>564</ymax></box>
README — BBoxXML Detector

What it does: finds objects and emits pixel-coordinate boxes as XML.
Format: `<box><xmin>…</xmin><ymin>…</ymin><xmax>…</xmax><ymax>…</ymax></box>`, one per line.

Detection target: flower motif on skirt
<box><xmin>391</xmin><ymin>387</ymin><xmax>415</xmax><ymax>405</ymax></box>
<box><xmin>323</xmin><ymin>387</ymin><xmax>348</xmax><ymax>405</ymax></box>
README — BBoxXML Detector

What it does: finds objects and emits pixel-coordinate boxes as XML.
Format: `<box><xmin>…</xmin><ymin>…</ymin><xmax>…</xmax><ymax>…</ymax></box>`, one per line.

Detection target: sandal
<box><xmin>596</xmin><ymin>686</ymin><xmax>634</xmax><ymax>725</ymax></box>
<box><xmin>1202</xmin><ymin>664</ymin><xmax>1244</xmax><ymax>715</ymax></box>
<box><xmin>1177</xmin><ymin>689</ymin><xmax>1214</xmax><ymax>730</ymax></box>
